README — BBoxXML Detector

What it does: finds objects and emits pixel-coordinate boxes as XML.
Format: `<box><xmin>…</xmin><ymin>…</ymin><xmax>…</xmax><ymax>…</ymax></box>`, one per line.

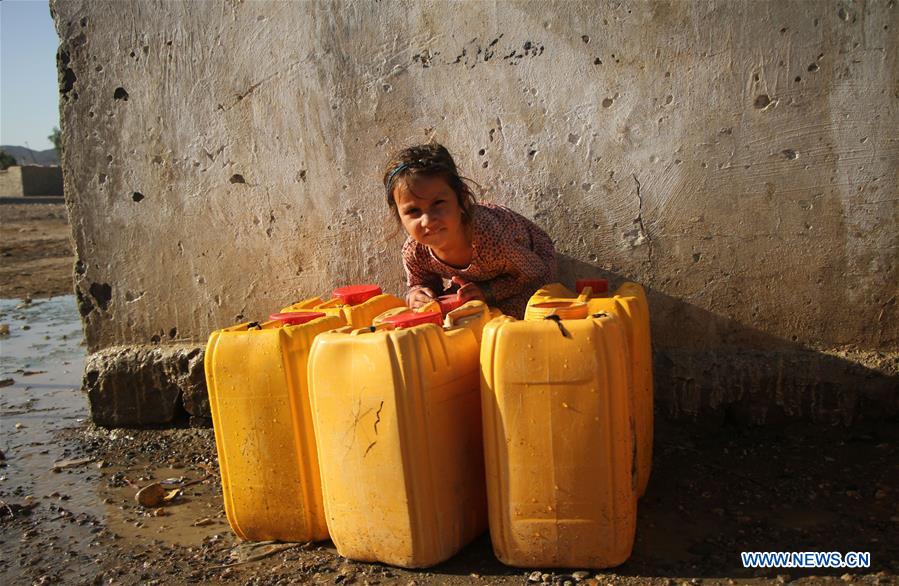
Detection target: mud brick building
<box><xmin>0</xmin><ymin>165</ymin><xmax>64</xmax><ymax>196</ymax></box>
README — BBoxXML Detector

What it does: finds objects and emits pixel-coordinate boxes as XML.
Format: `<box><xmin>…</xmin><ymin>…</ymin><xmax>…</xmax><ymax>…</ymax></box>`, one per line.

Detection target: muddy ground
<box><xmin>1</xmin><ymin>202</ymin><xmax>897</xmax><ymax>585</ymax></box>
<box><xmin>0</xmin><ymin>201</ymin><xmax>75</xmax><ymax>299</ymax></box>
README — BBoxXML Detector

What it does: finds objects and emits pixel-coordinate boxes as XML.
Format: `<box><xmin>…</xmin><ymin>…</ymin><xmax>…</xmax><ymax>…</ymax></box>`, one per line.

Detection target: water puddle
<box><xmin>98</xmin><ymin>463</ymin><xmax>228</xmax><ymax>547</ymax></box>
<box><xmin>0</xmin><ymin>296</ymin><xmax>231</xmax><ymax>582</ymax></box>
<box><xmin>1</xmin><ymin>295</ymin><xmax>87</xmax><ymax>493</ymax></box>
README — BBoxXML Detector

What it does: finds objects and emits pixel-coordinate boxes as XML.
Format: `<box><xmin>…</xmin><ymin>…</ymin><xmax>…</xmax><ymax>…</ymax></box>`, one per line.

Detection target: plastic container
<box><xmin>370</xmin><ymin>301</ymin><xmax>441</xmax><ymax>327</ymax></box>
<box><xmin>525</xmin><ymin>300</ymin><xmax>589</xmax><ymax>320</ymax></box>
<box><xmin>332</xmin><ymin>284</ymin><xmax>382</xmax><ymax>305</ymax></box>
<box><xmin>372</xmin><ymin>300</ymin><xmax>502</xmax><ymax>340</ymax></box>
<box><xmin>306</xmin><ymin>301</ymin><xmax>495</xmax><ymax>568</ymax></box>
<box><xmin>480</xmin><ymin>311</ymin><xmax>637</xmax><ymax>568</ymax></box>
<box><xmin>437</xmin><ymin>293</ymin><xmax>465</xmax><ymax>314</ymax></box>
<box><xmin>575</xmin><ymin>278</ymin><xmax>609</xmax><ymax>295</ymax></box>
<box><xmin>380</xmin><ymin>310</ymin><xmax>443</xmax><ymax>329</ymax></box>
<box><xmin>527</xmin><ymin>281</ymin><xmax>654</xmax><ymax>497</ymax></box>
<box><xmin>269</xmin><ymin>311</ymin><xmax>327</xmax><ymax>326</ymax></box>
<box><xmin>205</xmin><ymin>312</ymin><xmax>344</xmax><ymax>542</ymax></box>
<box><xmin>281</xmin><ymin>284</ymin><xmax>406</xmax><ymax>329</ymax></box>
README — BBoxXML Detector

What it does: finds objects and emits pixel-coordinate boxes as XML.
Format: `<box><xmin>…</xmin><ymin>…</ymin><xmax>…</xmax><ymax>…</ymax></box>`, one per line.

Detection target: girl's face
<box><xmin>392</xmin><ymin>175</ymin><xmax>464</xmax><ymax>249</ymax></box>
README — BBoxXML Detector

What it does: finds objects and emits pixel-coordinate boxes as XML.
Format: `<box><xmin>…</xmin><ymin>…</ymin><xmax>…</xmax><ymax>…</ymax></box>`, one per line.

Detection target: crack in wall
<box><xmin>216</xmin><ymin>59</ymin><xmax>311</xmax><ymax>111</ymax></box>
<box><xmin>633</xmin><ymin>174</ymin><xmax>654</xmax><ymax>268</ymax></box>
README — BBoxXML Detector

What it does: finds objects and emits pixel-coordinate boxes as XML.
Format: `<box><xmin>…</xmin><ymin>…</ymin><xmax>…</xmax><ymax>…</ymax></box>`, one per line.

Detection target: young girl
<box><xmin>383</xmin><ymin>143</ymin><xmax>557</xmax><ymax>319</ymax></box>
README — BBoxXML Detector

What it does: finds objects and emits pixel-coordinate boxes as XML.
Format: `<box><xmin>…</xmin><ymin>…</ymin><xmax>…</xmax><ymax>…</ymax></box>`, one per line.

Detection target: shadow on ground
<box><xmin>429</xmin><ymin>418</ymin><xmax>898</xmax><ymax>582</ymax></box>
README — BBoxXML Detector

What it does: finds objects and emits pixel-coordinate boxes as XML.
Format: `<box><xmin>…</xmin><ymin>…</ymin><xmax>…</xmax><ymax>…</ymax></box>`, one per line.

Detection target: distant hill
<box><xmin>0</xmin><ymin>145</ymin><xmax>60</xmax><ymax>166</ymax></box>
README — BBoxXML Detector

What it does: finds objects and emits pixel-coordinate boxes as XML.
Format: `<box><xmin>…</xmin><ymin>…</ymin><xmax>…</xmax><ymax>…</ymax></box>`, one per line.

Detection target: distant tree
<box><xmin>0</xmin><ymin>149</ymin><xmax>17</xmax><ymax>170</ymax></box>
<box><xmin>49</xmin><ymin>127</ymin><xmax>63</xmax><ymax>157</ymax></box>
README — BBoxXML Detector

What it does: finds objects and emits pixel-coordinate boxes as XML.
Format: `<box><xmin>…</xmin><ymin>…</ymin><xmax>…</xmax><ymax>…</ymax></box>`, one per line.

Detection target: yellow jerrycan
<box><xmin>282</xmin><ymin>284</ymin><xmax>405</xmax><ymax>328</ymax></box>
<box><xmin>527</xmin><ymin>279</ymin><xmax>653</xmax><ymax>497</ymax></box>
<box><xmin>307</xmin><ymin>302</ymin><xmax>494</xmax><ymax>568</ymax></box>
<box><xmin>480</xmin><ymin>304</ymin><xmax>637</xmax><ymax>568</ymax></box>
<box><xmin>371</xmin><ymin>292</ymin><xmax>502</xmax><ymax>339</ymax></box>
<box><xmin>205</xmin><ymin>310</ymin><xmax>344</xmax><ymax>542</ymax></box>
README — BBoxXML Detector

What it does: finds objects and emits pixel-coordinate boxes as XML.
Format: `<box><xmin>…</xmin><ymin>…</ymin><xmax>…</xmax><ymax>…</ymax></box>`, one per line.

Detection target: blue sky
<box><xmin>1</xmin><ymin>0</ymin><xmax>60</xmax><ymax>151</ymax></box>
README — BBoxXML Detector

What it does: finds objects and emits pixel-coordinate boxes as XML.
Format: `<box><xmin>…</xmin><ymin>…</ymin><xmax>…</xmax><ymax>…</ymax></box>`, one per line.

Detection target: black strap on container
<box><xmin>544</xmin><ymin>314</ymin><xmax>572</xmax><ymax>338</ymax></box>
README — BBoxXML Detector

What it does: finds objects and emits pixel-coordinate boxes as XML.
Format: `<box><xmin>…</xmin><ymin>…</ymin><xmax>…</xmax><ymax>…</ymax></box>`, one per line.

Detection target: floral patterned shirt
<box><xmin>402</xmin><ymin>202</ymin><xmax>557</xmax><ymax>318</ymax></box>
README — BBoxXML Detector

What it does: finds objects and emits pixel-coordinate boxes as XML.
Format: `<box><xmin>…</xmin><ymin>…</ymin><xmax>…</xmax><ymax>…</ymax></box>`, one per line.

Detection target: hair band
<box><xmin>386</xmin><ymin>163</ymin><xmax>410</xmax><ymax>196</ymax></box>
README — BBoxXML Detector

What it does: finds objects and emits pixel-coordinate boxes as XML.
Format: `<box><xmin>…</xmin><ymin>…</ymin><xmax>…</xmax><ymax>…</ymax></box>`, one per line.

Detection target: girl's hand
<box><xmin>451</xmin><ymin>276</ymin><xmax>486</xmax><ymax>304</ymax></box>
<box><xmin>407</xmin><ymin>287</ymin><xmax>436</xmax><ymax>309</ymax></box>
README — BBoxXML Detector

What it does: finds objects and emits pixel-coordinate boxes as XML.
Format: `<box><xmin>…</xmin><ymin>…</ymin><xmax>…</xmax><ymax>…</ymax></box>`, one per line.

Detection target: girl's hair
<box><xmin>383</xmin><ymin>142</ymin><xmax>477</xmax><ymax>223</ymax></box>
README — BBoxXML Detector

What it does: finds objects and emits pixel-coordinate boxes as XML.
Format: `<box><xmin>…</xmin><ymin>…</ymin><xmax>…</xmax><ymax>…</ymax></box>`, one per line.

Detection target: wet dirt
<box><xmin>0</xmin><ymin>203</ymin><xmax>74</xmax><ymax>298</ymax></box>
<box><xmin>1</xmin><ymin>213</ymin><xmax>897</xmax><ymax>584</ymax></box>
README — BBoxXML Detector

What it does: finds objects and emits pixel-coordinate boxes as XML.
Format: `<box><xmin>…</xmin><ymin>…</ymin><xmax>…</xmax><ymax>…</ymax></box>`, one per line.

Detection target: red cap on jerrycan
<box><xmin>437</xmin><ymin>294</ymin><xmax>465</xmax><ymax>314</ymax></box>
<box><xmin>575</xmin><ymin>279</ymin><xmax>609</xmax><ymax>295</ymax></box>
<box><xmin>269</xmin><ymin>311</ymin><xmax>326</xmax><ymax>326</ymax></box>
<box><xmin>382</xmin><ymin>311</ymin><xmax>443</xmax><ymax>329</ymax></box>
<box><xmin>331</xmin><ymin>284</ymin><xmax>382</xmax><ymax>305</ymax></box>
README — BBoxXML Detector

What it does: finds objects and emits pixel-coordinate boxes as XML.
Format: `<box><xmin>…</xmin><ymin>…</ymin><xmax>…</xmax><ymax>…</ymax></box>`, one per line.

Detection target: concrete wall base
<box><xmin>83</xmin><ymin>344</ymin><xmax>897</xmax><ymax>428</ymax></box>
<box><xmin>84</xmin><ymin>343</ymin><xmax>207</xmax><ymax>427</ymax></box>
<box><xmin>656</xmin><ymin>348</ymin><xmax>898</xmax><ymax>426</ymax></box>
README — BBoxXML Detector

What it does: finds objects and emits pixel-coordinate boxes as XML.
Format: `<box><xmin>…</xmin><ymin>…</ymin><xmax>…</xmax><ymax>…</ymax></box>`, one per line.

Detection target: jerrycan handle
<box><xmin>350</xmin><ymin>323</ymin><xmax>394</xmax><ymax>335</ymax></box>
<box><xmin>444</xmin><ymin>301</ymin><xmax>486</xmax><ymax>327</ymax></box>
<box><xmin>525</xmin><ymin>300</ymin><xmax>589</xmax><ymax>321</ymax></box>
<box><xmin>316</xmin><ymin>297</ymin><xmax>343</xmax><ymax>309</ymax></box>
<box><xmin>418</xmin><ymin>300</ymin><xmax>442</xmax><ymax>315</ymax></box>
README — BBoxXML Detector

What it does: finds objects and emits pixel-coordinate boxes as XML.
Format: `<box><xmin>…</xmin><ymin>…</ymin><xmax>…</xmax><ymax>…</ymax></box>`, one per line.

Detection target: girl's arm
<box><xmin>403</xmin><ymin>239</ymin><xmax>443</xmax><ymax>306</ymax></box>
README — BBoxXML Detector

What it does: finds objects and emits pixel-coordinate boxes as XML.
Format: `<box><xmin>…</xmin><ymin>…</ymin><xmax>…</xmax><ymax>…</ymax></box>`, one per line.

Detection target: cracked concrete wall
<box><xmin>52</xmin><ymin>0</ymin><xmax>897</xmax><ymax>425</ymax></box>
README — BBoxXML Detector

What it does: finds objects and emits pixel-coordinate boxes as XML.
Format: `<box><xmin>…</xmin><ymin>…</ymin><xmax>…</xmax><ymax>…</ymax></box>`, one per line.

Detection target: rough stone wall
<box><xmin>52</xmin><ymin>0</ymin><xmax>898</xmax><ymax>425</ymax></box>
